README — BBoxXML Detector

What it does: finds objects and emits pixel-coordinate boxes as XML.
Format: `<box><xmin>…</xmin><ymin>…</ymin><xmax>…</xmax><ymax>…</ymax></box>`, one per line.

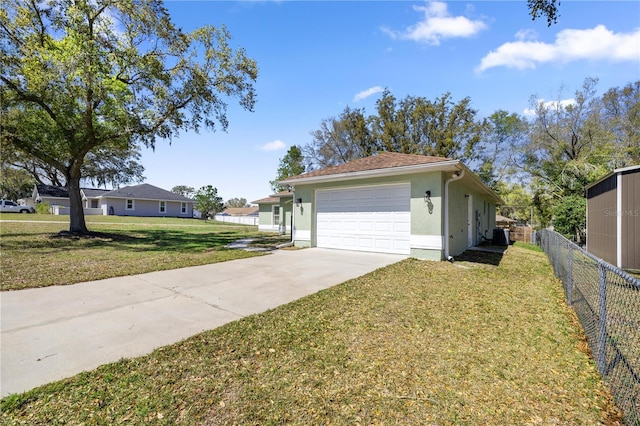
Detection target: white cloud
<box><xmin>383</xmin><ymin>1</ymin><xmax>487</xmax><ymax>45</ymax></box>
<box><xmin>523</xmin><ymin>98</ymin><xmax>576</xmax><ymax>116</ymax></box>
<box><xmin>477</xmin><ymin>25</ymin><xmax>640</xmax><ymax>72</ymax></box>
<box><xmin>260</xmin><ymin>140</ymin><xmax>286</xmax><ymax>151</ymax></box>
<box><xmin>353</xmin><ymin>86</ymin><xmax>384</xmax><ymax>102</ymax></box>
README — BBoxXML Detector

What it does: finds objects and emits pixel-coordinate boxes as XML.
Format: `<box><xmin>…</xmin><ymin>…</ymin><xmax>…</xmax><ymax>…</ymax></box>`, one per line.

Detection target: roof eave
<box><xmin>585</xmin><ymin>164</ymin><xmax>640</xmax><ymax>190</ymax></box>
<box><xmin>457</xmin><ymin>163</ymin><xmax>505</xmax><ymax>205</ymax></box>
<box><xmin>279</xmin><ymin>160</ymin><xmax>461</xmax><ymax>185</ymax></box>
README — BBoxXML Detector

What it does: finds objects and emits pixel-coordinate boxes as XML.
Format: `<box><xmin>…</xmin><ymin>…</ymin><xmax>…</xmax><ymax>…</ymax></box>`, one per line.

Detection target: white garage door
<box><xmin>316</xmin><ymin>183</ymin><xmax>411</xmax><ymax>254</ymax></box>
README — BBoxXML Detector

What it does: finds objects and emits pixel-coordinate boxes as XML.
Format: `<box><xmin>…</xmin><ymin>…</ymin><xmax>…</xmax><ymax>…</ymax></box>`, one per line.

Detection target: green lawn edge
<box><xmin>1</xmin><ymin>246</ymin><xmax>622</xmax><ymax>425</ymax></box>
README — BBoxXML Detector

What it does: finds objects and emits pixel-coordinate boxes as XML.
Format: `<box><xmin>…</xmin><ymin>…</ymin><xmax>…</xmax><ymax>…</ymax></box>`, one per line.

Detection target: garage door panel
<box><xmin>316</xmin><ymin>184</ymin><xmax>410</xmax><ymax>255</ymax></box>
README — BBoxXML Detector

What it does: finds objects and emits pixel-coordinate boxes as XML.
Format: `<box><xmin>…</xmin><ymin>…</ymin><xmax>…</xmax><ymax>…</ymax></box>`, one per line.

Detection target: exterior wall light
<box><xmin>424</xmin><ymin>190</ymin><xmax>431</xmax><ymax>202</ymax></box>
<box><xmin>296</xmin><ymin>197</ymin><xmax>302</xmax><ymax>206</ymax></box>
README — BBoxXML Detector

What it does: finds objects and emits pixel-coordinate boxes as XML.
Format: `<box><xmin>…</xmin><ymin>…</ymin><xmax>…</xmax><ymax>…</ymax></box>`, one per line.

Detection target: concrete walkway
<box><xmin>0</xmin><ymin>248</ymin><xmax>406</xmax><ymax>397</ymax></box>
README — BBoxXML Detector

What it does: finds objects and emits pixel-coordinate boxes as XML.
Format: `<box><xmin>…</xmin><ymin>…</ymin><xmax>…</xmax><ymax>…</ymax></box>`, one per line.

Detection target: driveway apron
<box><xmin>0</xmin><ymin>248</ymin><xmax>405</xmax><ymax>397</ymax></box>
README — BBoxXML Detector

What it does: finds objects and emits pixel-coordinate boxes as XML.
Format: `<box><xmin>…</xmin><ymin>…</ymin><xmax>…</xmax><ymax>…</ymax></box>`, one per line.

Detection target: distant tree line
<box><xmin>274</xmin><ymin>78</ymin><xmax>638</xmax><ymax>242</ymax></box>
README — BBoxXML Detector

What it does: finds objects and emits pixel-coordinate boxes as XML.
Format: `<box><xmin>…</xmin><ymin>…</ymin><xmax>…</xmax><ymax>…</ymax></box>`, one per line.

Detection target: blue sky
<box><xmin>138</xmin><ymin>1</ymin><xmax>640</xmax><ymax>204</ymax></box>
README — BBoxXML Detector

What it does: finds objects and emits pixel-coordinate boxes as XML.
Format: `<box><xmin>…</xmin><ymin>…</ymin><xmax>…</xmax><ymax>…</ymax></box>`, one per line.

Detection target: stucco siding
<box><xmin>292</xmin><ymin>172</ymin><xmax>447</xmax><ymax>256</ymax></box>
<box><xmin>292</xmin><ymin>171</ymin><xmax>498</xmax><ymax>259</ymax></box>
<box><xmin>257</xmin><ymin>200</ymin><xmax>293</xmax><ymax>233</ymax></box>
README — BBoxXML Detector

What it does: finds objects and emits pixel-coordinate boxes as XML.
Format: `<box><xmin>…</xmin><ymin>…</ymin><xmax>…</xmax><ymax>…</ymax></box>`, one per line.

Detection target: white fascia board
<box><xmin>280</xmin><ymin>160</ymin><xmax>460</xmax><ymax>186</ymax></box>
<box><xmin>614</xmin><ymin>164</ymin><xmax>640</xmax><ymax>174</ymax></box>
<box><xmin>585</xmin><ymin>165</ymin><xmax>639</xmax><ymax>191</ymax></box>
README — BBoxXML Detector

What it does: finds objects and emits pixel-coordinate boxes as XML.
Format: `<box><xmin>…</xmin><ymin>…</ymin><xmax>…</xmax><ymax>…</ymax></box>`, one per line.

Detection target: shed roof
<box><xmin>585</xmin><ymin>164</ymin><xmax>640</xmax><ymax>190</ymax></box>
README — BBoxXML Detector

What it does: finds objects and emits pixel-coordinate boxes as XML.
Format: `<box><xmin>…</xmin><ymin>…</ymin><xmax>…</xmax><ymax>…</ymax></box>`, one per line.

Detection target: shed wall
<box><xmin>621</xmin><ymin>170</ymin><xmax>640</xmax><ymax>269</ymax></box>
<box><xmin>586</xmin><ymin>175</ymin><xmax>617</xmax><ymax>264</ymax></box>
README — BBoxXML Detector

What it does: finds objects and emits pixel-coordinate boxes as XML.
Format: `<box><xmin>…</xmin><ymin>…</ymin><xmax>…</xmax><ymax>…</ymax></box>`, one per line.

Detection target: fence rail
<box><xmin>539</xmin><ymin>229</ymin><xmax>640</xmax><ymax>425</ymax></box>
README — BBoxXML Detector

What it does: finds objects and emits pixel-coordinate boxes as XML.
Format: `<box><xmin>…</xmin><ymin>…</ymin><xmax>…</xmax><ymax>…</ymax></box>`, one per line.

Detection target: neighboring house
<box><xmin>31</xmin><ymin>183</ymin><xmax>195</xmax><ymax>217</ymax></box>
<box><xmin>273</xmin><ymin>152</ymin><xmax>502</xmax><ymax>260</ymax></box>
<box><xmin>219</xmin><ymin>206</ymin><xmax>259</xmax><ymax>217</ymax></box>
<box><xmin>214</xmin><ymin>206</ymin><xmax>259</xmax><ymax>226</ymax></box>
<box><xmin>496</xmin><ymin>214</ymin><xmax>516</xmax><ymax>228</ymax></box>
<box><xmin>30</xmin><ymin>184</ymin><xmax>110</xmax><ymax>212</ymax></box>
<box><xmin>32</xmin><ymin>184</ymin><xmax>72</xmax><ymax>208</ymax></box>
<box><xmin>82</xmin><ymin>188</ymin><xmax>112</xmax><ymax>209</ymax></box>
<box><xmin>252</xmin><ymin>192</ymin><xmax>294</xmax><ymax>233</ymax></box>
<box><xmin>586</xmin><ymin>165</ymin><xmax>640</xmax><ymax>270</ymax></box>
<box><xmin>99</xmin><ymin>184</ymin><xmax>194</xmax><ymax>217</ymax></box>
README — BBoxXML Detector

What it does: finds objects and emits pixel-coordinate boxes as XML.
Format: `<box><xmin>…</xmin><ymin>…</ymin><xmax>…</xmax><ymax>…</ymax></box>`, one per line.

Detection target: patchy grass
<box><xmin>515</xmin><ymin>240</ymin><xmax>544</xmax><ymax>252</ymax></box>
<box><xmin>1</xmin><ymin>246</ymin><xmax>622</xmax><ymax>424</ymax></box>
<box><xmin>0</xmin><ymin>219</ymin><xmax>269</xmax><ymax>291</ymax></box>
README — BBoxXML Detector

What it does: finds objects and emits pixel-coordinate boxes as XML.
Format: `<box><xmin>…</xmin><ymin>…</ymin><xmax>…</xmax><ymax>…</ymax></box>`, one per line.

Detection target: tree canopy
<box><xmin>527</xmin><ymin>0</ymin><xmax>561</xmax><ymax>26</ymax></box>
<box><xmin>271</xmin><ymin>145</ymin><xmax>306</xmax><ymax>193</ymax></box>
<box><xmin>304</xmin><ymin>89</ymin><xmax>486</xmax><ymax>170</ymax></box>
<box><xmin>1</xmin><ymin>0</ymin><xmax>257</xmax><ymax>233</ymax></box>
<box><xmin>171</xmin><ymin>185</ymin><xmax>196</xmax><ymax>198</ymax></box>
<box><xmin>194</xmin><ymin>185</ymin><xmax>223</xmax><ymax>217</ymax></box>
<box><xmin>225</xmin><ymin>197</ymin><xmax>248</xmax><ymax>208</ymax></box>
<box><xmin>302</xmin><ymin>78</ymin><xmax>638</xmax><ymax>239</ymax></box>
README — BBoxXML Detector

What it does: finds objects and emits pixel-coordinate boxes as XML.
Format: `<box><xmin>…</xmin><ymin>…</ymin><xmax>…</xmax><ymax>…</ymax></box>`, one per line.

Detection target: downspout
<box><xmin>443</xmin><ymin>169</ymin><xmax>465</xmax><ymax>262</ymax></box>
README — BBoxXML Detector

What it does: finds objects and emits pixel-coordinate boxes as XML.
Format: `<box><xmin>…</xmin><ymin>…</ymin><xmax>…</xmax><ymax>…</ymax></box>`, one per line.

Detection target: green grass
<box><xmin>0</xmin><ymin>216</ymin><xmax>282</xmax><ymax>291</ymax></box>
<box><xmin>0</xmin><ymin>246</ymin><xmax>622</xmax><ymax>425</ymax></box>
<box><xmin>514</xmin><ymin>240</ymin><xmax>543</xmax><ymax>252</ymax></box>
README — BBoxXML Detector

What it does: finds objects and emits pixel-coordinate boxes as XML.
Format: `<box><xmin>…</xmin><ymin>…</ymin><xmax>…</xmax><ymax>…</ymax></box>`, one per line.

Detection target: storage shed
<box><xmin>586</xmin><ymin>165</ymin><xmax>640</xmax><ymax>270</ymax></box>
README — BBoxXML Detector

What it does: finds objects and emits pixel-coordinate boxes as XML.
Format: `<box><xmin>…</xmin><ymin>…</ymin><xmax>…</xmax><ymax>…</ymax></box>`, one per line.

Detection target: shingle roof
<box><xmin>82</xmin><ymin>188</ymin><xmax>111</xmax><ymax>198</ymax></box>
<box><xmin>100</xmin><ymin>184</ymin><xmax>194</xmax><ymax>202</ymax></box>
<box><xmin>36</xmin><ymin>184</ymin><xmax>69</xmax><ymax>198</ymax></box>
<box><xmin>251</xmin><ymin>191</ymin><xmax>293</xmax><ymax>204</ymax></box>
<box><xmin>223</xmin><ymin>206</ymin><xmax>259</xmax><ymax>216</ymax></box>
<box><xmin>280</xmin><ymin>152</ymin><xmax>452</xmax><ymax>181</ymax></box>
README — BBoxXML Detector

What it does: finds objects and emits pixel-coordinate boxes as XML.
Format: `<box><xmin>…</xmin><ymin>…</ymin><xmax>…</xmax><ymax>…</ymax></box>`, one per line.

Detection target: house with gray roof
<box><xmin>99</xmin><ymin>184</ymin><xmax>195</xmax><ymax>217</ymax></box>
<box><xmin>31</xmin><ymin>183</ymin><xmax>195</xmax><ymax>217</ymax></box>
<box><xmin>31</xmin><ymin>184</ymin><xmax>110</xmax><ymax>210</ymax></box>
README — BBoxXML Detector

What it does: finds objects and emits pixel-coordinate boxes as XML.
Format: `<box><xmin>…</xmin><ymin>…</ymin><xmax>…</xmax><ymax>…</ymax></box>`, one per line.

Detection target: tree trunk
<box><xmin>68</xmin><ymin>174</ymin><xmax>88</xmax><ymax>234</ymax></box>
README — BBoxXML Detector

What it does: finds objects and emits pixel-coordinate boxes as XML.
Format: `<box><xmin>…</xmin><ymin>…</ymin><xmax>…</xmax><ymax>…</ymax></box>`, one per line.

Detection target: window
<box><xmin>159</xmin><ymin>201</ymin><xmax>166</xmax><ymax>213</ymax></box>
<box><xmin>273</xmin><ymin>206</ymin><xmax>280</xmax><ymax>225</ymax></box>
<box><xmin>126</xmin><ymin>199</ymin><xmax>134</xmax><ymax>210</ymax></box>
<box><xmin>181</xmin><ymin>202</ymin><xmax>187</xmax><ymax>214</ymax></box>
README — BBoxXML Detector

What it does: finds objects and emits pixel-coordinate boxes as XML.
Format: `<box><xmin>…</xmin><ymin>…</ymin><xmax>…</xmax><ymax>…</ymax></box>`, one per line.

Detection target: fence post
<box><xmin>567</xmin><ymin>243</ymin><xmax>573</xmax><ymax>306</ymax></box>
<box><xmin>597</xmin><ymin>261</ymin><xmax>607</xmax><ymax>373</ymax></box>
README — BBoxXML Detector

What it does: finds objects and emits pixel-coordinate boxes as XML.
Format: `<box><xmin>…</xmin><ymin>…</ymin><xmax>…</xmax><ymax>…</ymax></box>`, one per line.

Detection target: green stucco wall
<box><xmin>290</xmin><ymin>171</ymin><xmax>498</xmax><ymax>260</ymax></box>
<box><xmin>258</xmin><ymin>203</ymin><xmax>274</xmax><ymax>227</ymax></box>
<box><xmin>292</xmin><ymin>172</ymin><xmax>445</xmax><ymax>254</ymax></box>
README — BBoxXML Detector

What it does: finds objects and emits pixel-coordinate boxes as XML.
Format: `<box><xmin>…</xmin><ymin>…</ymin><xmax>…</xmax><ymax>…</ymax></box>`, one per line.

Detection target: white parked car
<box><xmin>0</xmin><ymin>200</ymin><xmax>35</xmax><ymax>213</ymax></box>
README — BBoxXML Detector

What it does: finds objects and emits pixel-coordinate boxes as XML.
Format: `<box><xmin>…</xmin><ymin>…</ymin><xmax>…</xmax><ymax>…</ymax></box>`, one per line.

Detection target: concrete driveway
<box><xmin>0</xmin><ymin>248</ymin><xmax>405</xmax><ymax>397</ymax></box>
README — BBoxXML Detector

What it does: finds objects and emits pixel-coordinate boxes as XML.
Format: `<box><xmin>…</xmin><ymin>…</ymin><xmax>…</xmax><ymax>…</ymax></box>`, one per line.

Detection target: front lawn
<box><xmin>0</xmin><ymin>216</ymin><xmax>284</xmax><ymax>291</ymax></box>
<box><xmin>0</xmin><ymin>245</ymin><xmax>622</xmax><ymax>424</ymax></box>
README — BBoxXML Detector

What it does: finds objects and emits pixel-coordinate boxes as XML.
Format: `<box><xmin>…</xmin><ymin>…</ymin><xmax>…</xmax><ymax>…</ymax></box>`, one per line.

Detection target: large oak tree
<box><xmin>1</xmin><ymin>0</ymin><xmax>257</xmax><ymax>233</ymax></box>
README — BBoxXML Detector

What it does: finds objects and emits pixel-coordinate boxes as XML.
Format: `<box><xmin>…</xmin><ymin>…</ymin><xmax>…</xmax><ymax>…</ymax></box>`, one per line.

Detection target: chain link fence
<box><xmin>539</xmin><ymin>229</ymin><xmax>640</xmax><ymax>425</ymax></box>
